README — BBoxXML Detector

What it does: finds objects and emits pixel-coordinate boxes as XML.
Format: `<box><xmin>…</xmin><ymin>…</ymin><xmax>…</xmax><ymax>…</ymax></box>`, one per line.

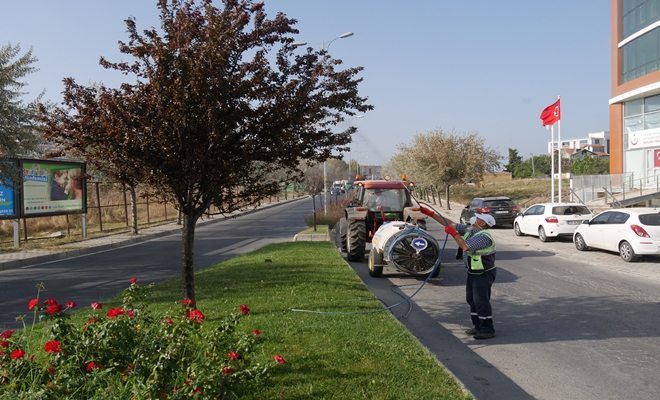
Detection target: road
<box><xmin>344</xmin><ymin>215</ymin><xmax>660</xmax><ymax>400</ymax></box>
<box><xmin>0</xmin><ymin>198</ymin><xmax>310</xmax><ymax>329</ymax></box>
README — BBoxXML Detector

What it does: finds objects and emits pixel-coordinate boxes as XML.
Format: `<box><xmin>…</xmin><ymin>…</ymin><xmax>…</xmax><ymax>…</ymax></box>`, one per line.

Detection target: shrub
<box><xmin>304</xmin><ymin>198</ymin><xmax>348</xmax><ymax>229</ymax></box>
<box><xmin>0</xmin><ymin>280</ymin><xmax>284</xmax><ymax>399</ymax></box>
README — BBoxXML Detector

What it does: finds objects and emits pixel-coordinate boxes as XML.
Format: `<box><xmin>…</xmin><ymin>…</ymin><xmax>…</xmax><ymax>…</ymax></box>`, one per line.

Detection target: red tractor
<box><xmin>338</xmin><ymin>179</ymin><xmax>428</xmax><ymax>261</ymax></box>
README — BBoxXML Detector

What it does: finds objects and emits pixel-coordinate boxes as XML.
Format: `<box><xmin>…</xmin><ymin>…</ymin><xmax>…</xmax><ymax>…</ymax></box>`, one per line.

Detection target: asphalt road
<box><xmin>342</xmin><ymin>214</ymin><xmax>660</xmax><ymax>400</ymax></box>
<box><xmin>0</xmin><ymin>198</ymin><xmax>310</xmax><ymax>329</ymax></box>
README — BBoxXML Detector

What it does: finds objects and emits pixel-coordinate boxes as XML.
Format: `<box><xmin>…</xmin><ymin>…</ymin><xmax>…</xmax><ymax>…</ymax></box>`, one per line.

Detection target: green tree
<box><xmin>504</xmin><ymin>148</ymin><xmax>523</xmax><ymax>176</ymax></box>
<box><xmin>571</xmin><ymin>156</ymin><xmax>610</xmax><ymax>175</ymax></box>
<box><xmin>41</xmin><ymin>0</ymin><xmax>372</xmax><ymax>306</ymax></box>
<box><xmin>390</xmin><ymin>129</ymin><xmax>500</xmax><ymax>209</ymax></box>
<box><xmin>0</xmin><ymin>43</ymin><xmax>40</xmax><ymax>181</ymax></box>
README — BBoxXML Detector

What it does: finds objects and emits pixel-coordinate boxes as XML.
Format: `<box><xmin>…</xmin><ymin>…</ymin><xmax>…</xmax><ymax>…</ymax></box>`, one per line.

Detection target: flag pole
<box><xmin>557</xmin><ymin>96</ymin><xmax>562</xmax><ymax>203</ymax></box>
<box><xmin>551</xmin><ymin>125</ymin><xmax>555</xmax><ymax>203</ymax></box>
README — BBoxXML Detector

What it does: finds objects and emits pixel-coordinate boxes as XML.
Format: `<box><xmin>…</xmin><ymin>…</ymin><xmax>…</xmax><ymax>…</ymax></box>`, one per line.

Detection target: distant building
<box><xmin>548</xmin><ymin>131</ymin><xmax>610</xmax><ymax>157</ymax></box>
<box><xmin>357</xmin><ymin>165</ymin><xmax>382</xmax><ymax>180</ymax></box>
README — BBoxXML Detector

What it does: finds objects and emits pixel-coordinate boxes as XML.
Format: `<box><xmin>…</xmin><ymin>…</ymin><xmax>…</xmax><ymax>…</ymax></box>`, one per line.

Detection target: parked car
<box><xmin>460</xmin><ymin>196</ymin><xmax>520</xmax><ymax>227</ymax></box>
<box><xmin>513</xmin><ymin>202</ymin><xmax>593</xmax><ymax>242</ymax></box>
<box><xmin>573</xmin><ymin>207</ymin><xmax>660</xmax><ymax>262</ymax></box>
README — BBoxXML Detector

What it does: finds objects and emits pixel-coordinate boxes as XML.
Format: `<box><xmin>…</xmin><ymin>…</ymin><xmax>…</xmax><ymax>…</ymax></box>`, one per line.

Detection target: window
<box><xmin>622</xmin><ymin>0</ymin><xmax>660</xmax><ymax>39</ymax></box>
<box><xmin>609</xmin><ymin>212</ymin><xmax>630</xmax><ymax>224</ymax></box>
<box><xmin>639</xmin><ymin>213</ymin><xmax>660</xmax><ymax>225</ymax></box>
<box><xmin>590</xmin><ymin>212</ymin><xmax>612</xmax><ymax>225</ymax></box>
<box><xmin>622</xmin><ymin>28</ymin><xmax>660</xmax><ymax>83</ymax></box>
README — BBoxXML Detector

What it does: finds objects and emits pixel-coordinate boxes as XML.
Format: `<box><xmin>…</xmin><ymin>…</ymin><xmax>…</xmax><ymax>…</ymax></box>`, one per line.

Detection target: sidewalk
<box><xmin>0</xmin><ymin>196</ymin><xmax>307</xmax><ymax>270</ymax></box>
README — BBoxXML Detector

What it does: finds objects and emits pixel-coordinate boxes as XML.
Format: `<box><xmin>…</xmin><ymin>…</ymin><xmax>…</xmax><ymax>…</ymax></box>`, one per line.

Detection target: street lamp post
<box><xmin>320</xmin><ymin>32</ymin><xmax>353</xmax><ymax>215</ymax></box>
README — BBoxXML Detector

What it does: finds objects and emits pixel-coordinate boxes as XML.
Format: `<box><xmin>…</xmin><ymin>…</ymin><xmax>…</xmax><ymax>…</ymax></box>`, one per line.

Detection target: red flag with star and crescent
<box><xmin>540</xmin><ymin>99</ymin><xmax>560</xmax><ymax>127</ymax></box>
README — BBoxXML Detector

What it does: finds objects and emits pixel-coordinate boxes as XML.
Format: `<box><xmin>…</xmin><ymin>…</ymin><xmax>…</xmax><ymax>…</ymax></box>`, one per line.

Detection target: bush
<box><xmin>304</xmin><ymin>198</ymin><xmax>347</xmax><ymax>229</ymax></box>
<box><xmin>0</xmin><ymin>280</ymin><xmax>284</xmax><ymax>399</ymax></box>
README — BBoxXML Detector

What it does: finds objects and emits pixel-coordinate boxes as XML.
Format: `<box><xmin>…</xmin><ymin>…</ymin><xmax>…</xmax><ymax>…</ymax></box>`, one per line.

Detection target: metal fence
<box><xmin>1</xmin><ymin>181</ymin><xmax>301</xmax><ymax>247</ymax></box>
<box><xmin>570</xmin><ymin>172</ymin><xmax>660</xmax><ymax>205</ymax></box>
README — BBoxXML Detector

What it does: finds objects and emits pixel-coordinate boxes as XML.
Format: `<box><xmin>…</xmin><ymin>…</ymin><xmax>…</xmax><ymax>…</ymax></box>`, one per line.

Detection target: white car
<box><xmin>513</xmin><ymin>202</ymin><xmax>593</xmax><ymax>242</ymax></box>
<box><xmin>573</xmin><ymin>207</ymin><xmax>660</xmax><ymax>262</ymax></box>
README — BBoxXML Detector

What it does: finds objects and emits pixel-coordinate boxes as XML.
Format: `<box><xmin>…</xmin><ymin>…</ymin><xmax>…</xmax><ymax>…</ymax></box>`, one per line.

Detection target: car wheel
<box><xmin>514</xmin><ymin>223</ymin><xmax>524</xmax><ymax>236</ymax></box>
<box><xmin>538</xmin><ymin>226</ymin><xmax>550</xmax><ymax>242</ymax></box>
<box><xmin>619</xmin><ymin>241</ymin><xmax>638</xmax><ymax>262</ymax></box>
<box><xmin>574</xmin><ymin>233</ymin><xmax>589</xmax><ymax>251</ymax></box>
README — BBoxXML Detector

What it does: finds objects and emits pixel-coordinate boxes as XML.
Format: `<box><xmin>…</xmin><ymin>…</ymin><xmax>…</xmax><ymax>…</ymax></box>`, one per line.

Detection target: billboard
<box><xmin>0</xmin><ymin>179</ymin><xmax>18</xmax><ymax>219</ymax></box>
<box><xmin>21</xmin><ymin>159</ymin><xmax>86</xmax><ymax>217</ymax></box>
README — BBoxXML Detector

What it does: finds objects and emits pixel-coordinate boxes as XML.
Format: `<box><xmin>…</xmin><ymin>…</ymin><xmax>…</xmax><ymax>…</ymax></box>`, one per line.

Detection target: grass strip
<box><xmin>21</xmin><ymin>241</ymin><xmax>471</xmax><ymax>399</ymax></box>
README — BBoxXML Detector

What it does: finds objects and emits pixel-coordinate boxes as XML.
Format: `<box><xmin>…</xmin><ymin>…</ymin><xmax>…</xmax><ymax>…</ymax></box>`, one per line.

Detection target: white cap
<box><xmin>474</xmin><ymin>213</ymin><xmax>496</xmax><ymax>227</ymax></box>
<box><xmin>469</xmin><ymin>216</ymin><xmax>477</xmax><ymax>225</ymax></box>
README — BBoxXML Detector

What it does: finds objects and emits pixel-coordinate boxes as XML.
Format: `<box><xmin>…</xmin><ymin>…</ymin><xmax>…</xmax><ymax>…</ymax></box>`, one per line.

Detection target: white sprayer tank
<box><xmin>371</xmin><ymin>221</ymin><xmax>441</xmax><ymax>276</ymax></box>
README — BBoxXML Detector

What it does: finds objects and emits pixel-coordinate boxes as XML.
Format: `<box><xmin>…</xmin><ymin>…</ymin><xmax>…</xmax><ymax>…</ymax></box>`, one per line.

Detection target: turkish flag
<box><xmin>540</xmin><ymin>99</ymin><xmax>561</xmax><ymax>127</ymax></box>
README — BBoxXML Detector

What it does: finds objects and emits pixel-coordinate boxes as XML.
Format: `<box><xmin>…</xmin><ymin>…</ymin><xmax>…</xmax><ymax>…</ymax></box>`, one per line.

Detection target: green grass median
<box><xmin>186</xmin><ymin>241</ymin><xmax>471</xmax><ymax>399</ymax></box>
<box><xmin>12</xmin><ymin>242</ymin><xmax>471</xmax><ymax>399</ymax></box>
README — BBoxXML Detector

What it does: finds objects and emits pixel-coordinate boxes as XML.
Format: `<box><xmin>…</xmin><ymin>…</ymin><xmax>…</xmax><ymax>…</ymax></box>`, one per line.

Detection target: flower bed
<box><xmin>0</xmin><ymin>279</ymin><xmax>284</xmax><ymax>399</ymax></box>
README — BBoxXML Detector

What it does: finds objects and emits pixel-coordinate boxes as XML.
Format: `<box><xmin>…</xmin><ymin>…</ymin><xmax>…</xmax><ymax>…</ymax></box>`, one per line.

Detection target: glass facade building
<box><xmin>610</xmin><ymin>0</ymin><xmax>660</xmax><ymax>179</ymax></box>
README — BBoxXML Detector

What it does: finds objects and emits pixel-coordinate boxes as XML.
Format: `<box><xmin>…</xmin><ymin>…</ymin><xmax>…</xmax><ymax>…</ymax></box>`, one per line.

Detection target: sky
<box><xmin>2</xmin><ymin>1</ymin><xmax>611</xmax><ymax>166</ymax></box>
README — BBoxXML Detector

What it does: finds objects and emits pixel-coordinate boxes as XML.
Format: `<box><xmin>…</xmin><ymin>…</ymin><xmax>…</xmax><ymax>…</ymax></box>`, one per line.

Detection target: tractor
<box><xmin>338</xmin><ymin>179</ymin><xmax>428</xmax><ymax>266</ymax></box>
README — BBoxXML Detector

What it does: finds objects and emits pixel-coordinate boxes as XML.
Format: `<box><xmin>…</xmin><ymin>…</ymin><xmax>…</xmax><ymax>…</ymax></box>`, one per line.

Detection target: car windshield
<box><xmin>638</xmin><ymin>213</ymin><xmax>660</xmax><ymax>225</ymax></box>
<box><xmin>552</xmin><ymin>205</ymin><xmax>591</xmax><ymax>215</ymax></box>
<box><xmin>364</xmin><ymin>189</ymin><xmax>407</xmax><ymax>211</ymax></box>
<box><xmin>484</xmin><ymin>199</ymin><xmax>513</xmax><ymax>207</ymax></box>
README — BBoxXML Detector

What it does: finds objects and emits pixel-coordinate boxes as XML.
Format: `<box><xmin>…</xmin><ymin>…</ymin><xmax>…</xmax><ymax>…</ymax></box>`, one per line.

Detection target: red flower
<box><xmin>227</xmin><ymin>351</ymin><xmax>240</xmax><ymax>360</ymax></box>
<box><xmin>44</xmin><ymin>340</ymin><xmax>61</xmax><ymax>353</ymax></box>
<box><xmin>10</xmin><ymin>349</ymin><xmax>25</xmax><ymax>359</ymax></box>
<box><xmin>187</xmin><ymin>309</ymin><xmax>205</xmax><ymax>324</ymax></box>
<box><xmin>222</xmin><ymin>366</ymin><xmax>234</xmax><ymax>375</ymax></box>
<box><xmin>193</xmin><ymin>387</ymin><xmax>202</xmax><ymax>395</ymax></box>
<box><xmin>66</xmin><ymin>300</ymin><xmax>76</xmax><ymax>309</ymax></box>
<box><xmin>273</xmin><ymin>354</ymin><xmax>286</xmax><ymax>365</ymax></box>
<box><xmin>130</xmin><ymin>277</ymin><xmax>138</xmax><ymax>284</ymax></box>
<box><xmin>0</xmin><ymin>329</ymin><xmax>15</xmax><ymax>339</ymax></box>
<box><xmin>86</xmin><ymin>317</ymin><xmax>100</xmax><ymax>325</ymax></box>
<box><xmin>162</xmin><ymin>317</ymin><xmax>174</xmax><ymax>325</ymax></box>
<box><xmin>181</xmin><ymin>298</ymin><xmax>193</xmax><ymax>307</ymax></box>
<box><xmin>90</xmin><ymin>302</ymin><xmax>102</xmax><ymax>310</ymax></box>
<box><xmin>47</xmin><ymin>366</ymin><xmax>56</xmax><ymax>374</ymax></box>
<box><xmin>46</xmin><ymin>303</ymin><xmax>63</xmax><ymax>316</ymax></box>
<box><xmin>44</xmin><ymin>298</ymin><xmax>57</xmax><ymax>306</ymax></box>
<box><xmin>126</xmin><ymin>309</ymin><xmax>135</xmax><ymax>318</ymax></box>
<box><xmin>252</xmin><ymin>329</ymin><xmax>262</xmax><ymax>336</ymax></box>
<box><xmin>106</xmin><ymin>307</ymin><xmax>125</xmax><ymax>319</ymax></box>
<box><xmin>239</xmin><ymin>304</ymin><xmax>250</xmax><ymax>315</ymax></box>
<box><xmin>86</xmin><ymin>361</ymin><xmax>99</xmax><ymax>372</ymax></box>
<box><xmin>28</xmin><ymin>298</ymin><xmax>39</xmax><ymax>310</ymax></box>
<box><xmin>0</xmin><ymin>341</ymin><xmax>9</xmax><ymax>348</ymax></box>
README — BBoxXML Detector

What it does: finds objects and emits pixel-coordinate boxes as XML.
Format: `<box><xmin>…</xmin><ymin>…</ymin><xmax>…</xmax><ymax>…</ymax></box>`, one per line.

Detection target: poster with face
<box><xmin>22</xmin><ymin>160</ymin><xmax>86</xmax><ymax>217</ymax></box>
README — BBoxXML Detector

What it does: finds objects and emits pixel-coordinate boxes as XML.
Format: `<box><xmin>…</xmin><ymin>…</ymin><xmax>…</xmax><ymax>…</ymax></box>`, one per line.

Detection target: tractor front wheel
<box><xmin>346</xmin><ymin>221</ymin><xmax>366</xmax><ymax>261</ymax></box>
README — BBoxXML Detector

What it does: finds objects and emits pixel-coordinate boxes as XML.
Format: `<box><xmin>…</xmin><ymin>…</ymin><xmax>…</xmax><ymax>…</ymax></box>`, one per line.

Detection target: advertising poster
<box><xmin>0</xmin><ymin>180</ymin><xmax>17</xmax><ymax>218</ymax></box>
<box><xmin>21</xmin><ymin>160</ymin><xmax>86</xmax><ymax>217</ymax></box>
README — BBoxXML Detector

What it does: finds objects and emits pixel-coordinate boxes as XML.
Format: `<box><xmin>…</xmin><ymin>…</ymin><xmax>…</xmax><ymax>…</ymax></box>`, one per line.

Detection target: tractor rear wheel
<box><xmin>368</xmin><ymin>248</ymin><xmax>384</xmax><ymax>277</ymax></box>
<box><xmin>346</xmin><ymin>221</ymin><xmax>366</xmax><ymax>261</ymax></box>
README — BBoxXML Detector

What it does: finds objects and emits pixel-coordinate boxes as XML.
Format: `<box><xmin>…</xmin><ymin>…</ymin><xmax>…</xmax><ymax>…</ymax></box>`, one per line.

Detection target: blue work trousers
<box><xmin>466</xmin><ymin>268</ymin><xmax>496</xmax><ymax>333</ymax></box>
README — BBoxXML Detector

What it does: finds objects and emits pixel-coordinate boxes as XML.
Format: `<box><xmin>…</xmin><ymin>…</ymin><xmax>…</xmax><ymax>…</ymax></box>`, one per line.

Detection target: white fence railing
<box><xmin>571</xmin><ymin>172</ymin><xmax>660</xmax><ymax>204</ymax></box>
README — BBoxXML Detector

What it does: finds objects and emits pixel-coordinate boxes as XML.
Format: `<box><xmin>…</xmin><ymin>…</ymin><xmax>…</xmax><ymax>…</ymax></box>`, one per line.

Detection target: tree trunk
<box><xmin>445</xmin><ymin>185</ymin><xmax>451</xmax><ymax>210</ymax></box>
<box><xmin>434</xmin><ymin>186</ymin><xmax>443</xmax><ymax>207</ymax></box>
<box><xmin>181</xmin><ymin>212</ymin><xmax>198</xmax><ymax>306</ymax></box>
<box><xmin>129</xmin><ymin>186</ymin><xmax>139</xmax><ymax>235</ymax></box>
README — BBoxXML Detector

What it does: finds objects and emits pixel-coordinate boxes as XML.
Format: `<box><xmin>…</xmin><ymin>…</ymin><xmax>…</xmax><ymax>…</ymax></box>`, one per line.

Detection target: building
<box><xmin>609</xmin><ymin>0</ymin><xmax>660</xmax><ymax>180</ymax></box>
<box><xmin>357</xmin><ymin>165</ymin><xmax>382</xmax><ymax>180</ymax></box>
<box><xmin>547</xmin><ymin>131</ymin><xmax>610</xmax><ymax>155</ymax></box>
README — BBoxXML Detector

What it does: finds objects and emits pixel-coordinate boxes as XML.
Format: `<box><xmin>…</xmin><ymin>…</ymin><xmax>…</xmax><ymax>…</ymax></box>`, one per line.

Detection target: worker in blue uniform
<box><xmin>420</xmin><ymin>207</ymin><xmax>497</xmax><ymax>340</ymax></box>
